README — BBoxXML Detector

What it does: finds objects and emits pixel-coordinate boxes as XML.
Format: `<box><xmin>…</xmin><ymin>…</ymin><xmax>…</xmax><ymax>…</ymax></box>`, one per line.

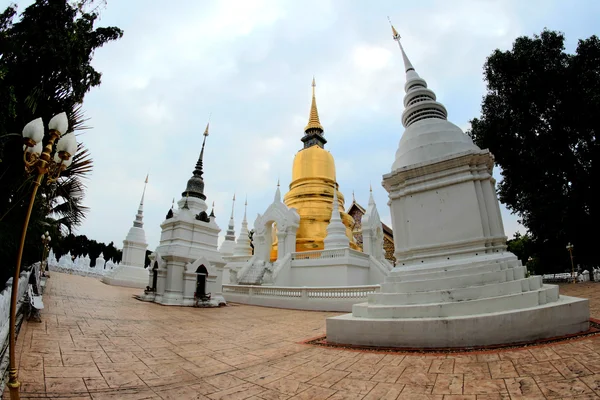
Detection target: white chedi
<box><xmin>326</xmin><ymin>27</ymin><xmax>589</xmax><ymax>348</ymax></box>
<box><xmin>323</xmin><ymin>189</ymin><xmax>350</xmax><ymax>250</ymax></box>
<box><xmin>232</xmin><ymin>199</ymin><xmax>252</xmax><ymax>257</ymax></box>
<box><xmin>95</xmin><ymin>252</ymin><xmax>106</xmax><ymax>269</ymax></box>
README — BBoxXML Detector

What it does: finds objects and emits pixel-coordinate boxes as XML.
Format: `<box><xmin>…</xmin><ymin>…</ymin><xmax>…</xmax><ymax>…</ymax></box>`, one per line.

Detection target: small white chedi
<box><xmin>136</xmin><ymin>123</ymin><xmax>226</xmax><ymax>307</ymax></box>
<box><xmin>326</xmin><ymin>26</ymin><xmax>589</xmax><ymax>347</ymax></box>
<box><xmin>218</xmin><ymin>194</ymin><xmax>237</xmax><ymax>258</ymax></box>
<box><xmin>102</xmin><ymin>175</ymin><xmax>150</xmax><ymax>288</ymax></box>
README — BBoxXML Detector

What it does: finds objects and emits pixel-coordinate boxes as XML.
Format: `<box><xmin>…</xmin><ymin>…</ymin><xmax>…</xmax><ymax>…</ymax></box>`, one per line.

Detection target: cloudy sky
<box><xmin>9</xmin><ymin>0</ymin><xmax>599</xmax><ymax>251</ymax></box>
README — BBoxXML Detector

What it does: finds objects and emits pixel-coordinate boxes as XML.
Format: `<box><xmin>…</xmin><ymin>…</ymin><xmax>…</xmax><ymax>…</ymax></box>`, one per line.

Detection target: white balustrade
<box><xmin>222</xmin><ymin>284</ymin><xmax>380</xmax><ymax>299</ymax></box>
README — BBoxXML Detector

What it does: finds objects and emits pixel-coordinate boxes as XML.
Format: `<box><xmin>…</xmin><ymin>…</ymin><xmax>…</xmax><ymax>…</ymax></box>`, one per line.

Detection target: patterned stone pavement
<box><xmin>5</xmin><ymin>273</ymin><xmax>600</xmax><ymax>399</ymax></box>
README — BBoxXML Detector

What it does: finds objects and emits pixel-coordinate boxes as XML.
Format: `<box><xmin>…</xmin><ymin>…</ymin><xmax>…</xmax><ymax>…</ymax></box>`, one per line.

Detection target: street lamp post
<box><xmin>566</xmin><ymin>243</ymin><xmax>575</xmax><ymax>284</ymax></box>
<box><xmin>41</xmin><ymin>232</ymin><xmax>51</xmax><ymax>277</ymax></box>
<box><xmin>6</xmin><ymin>113</ymin><xmax>76</xmax><ymax>400</ymax></box>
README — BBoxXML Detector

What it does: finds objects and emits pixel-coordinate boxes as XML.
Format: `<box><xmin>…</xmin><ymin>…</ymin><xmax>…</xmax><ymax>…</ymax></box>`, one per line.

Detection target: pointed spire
<box><xmin>274</xmin><ymin>180</ymin><xmax>281</xmax><ymax>202</ymax></box>
<box><xmin>171</xmin><ymin>198</ymin><xmax>175</xmax><ymax>209</ymax></box>
<box><xmin>230</xmin><ymin>193</ymin><xmax>236</xmax><ymax>219</ymax></box>
<box><xmin>388</xmin><ymin>19</ymin><xmax>448</xmax><ymax>128</ymax></box>
<box><xmin>140</xmin><ymin>174</ymin><xmax>149</xmax><ymax>207</ymax></box>
<box><xmin>133</xmin><ymin>176</ymin><xmax>148</xmax><ymax>228</ymax></box>
<box><xmin>324</xmin><ymin>189</ymin><xmax>350</xmax><ymax>250</ymax></box>
<box><xmin>224</xmin><ymin>194</ymin><xmax>236</xmax><ymax>242</ymax></box>
<box><xmin>210</xmin><ymin>201</ymin><xmax>215</xmax><ymax>218</ymax></box>
<box><xmin>301</xmin><ymin>77</ymin><xmax>327</xmax><ymax>149</ymax></box>
<box><xmin>233</xmin><ymin>196</ymin><xmax>252</xmax><ymax>257</ymax></box>
<box><xmin>352</xmin><ymin>190</ymin><xmax>355</xmax><ymax>203</ymax></box>
<box><xmin>182</xmin><ymin>118</ymin><xmax>212</xmax><ymax>200</ymax></box>
<box><xmin>369</xmin><ymin>184</ymin><xmax>375</xmax><ymax>206</ymax></box>
<box><xmin>304</xmin><ymin>76</ymin><xmax>323</xmax><ymax>131</ymax></box>
<box><xmin>388</xmin><ymin>17</ymin><xmax>414</xmax><ymax>73</ymax></box>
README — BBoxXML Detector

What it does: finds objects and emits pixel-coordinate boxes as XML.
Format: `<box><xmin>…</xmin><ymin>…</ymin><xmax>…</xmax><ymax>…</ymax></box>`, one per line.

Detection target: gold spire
<box><xmin>304</xmin><ymin>77</ymin><xmax>324</xmax><ymax>132</ymax></box>
<box><xmin>388</xmin><ymin>16</ymin><xmax>400</xmax><ymax>40</ymax></box>
<box><xmin>203</xmin><ymin>122</ymin><xmax>209</xmax><ymax>136</ymax></box>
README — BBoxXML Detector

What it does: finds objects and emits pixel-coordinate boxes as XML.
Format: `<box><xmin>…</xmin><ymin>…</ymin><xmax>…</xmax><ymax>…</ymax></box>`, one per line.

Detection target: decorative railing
<box><xmin>222</xmin><ymin>284</ymin><xmax>380</xmax><ymax>299</ymax></box>
<box><xmin>291</xmin><ymin>247</ymin><xmax>371</xmax><ymax>261</ymax></box>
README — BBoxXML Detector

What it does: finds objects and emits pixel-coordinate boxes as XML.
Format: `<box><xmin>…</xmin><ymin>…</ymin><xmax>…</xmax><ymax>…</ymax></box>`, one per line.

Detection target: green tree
<box><xmin>469</xmin><ymin>30</ymin><xmax>599</xmax><ymax>273</ymax></box>
<box><xmin>0</xmin><ymin>0</ymin><xmax>122</xmax><ymax>287</ymax></box>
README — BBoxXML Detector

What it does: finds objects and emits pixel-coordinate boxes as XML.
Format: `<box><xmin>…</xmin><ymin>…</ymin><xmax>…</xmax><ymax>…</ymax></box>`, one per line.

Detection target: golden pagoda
<box><xmin>271</xmin><ymin>79</ymin><xmax>357</xmax><ymax>260</ymax></box>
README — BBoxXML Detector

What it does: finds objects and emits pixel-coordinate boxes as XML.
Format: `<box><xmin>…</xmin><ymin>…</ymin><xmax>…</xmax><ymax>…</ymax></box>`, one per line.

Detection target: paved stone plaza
<box><xmin>6</xmin><ymin>272</ymin><xmax>600</xmax><ymax>399</ymax></box>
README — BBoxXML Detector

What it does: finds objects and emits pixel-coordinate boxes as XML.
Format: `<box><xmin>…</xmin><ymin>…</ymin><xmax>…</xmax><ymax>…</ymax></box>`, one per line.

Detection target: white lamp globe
<box><xmin>25</xmin><ymin>141</ymin><xmax>43</xmax><ymax>155</ymax></box>
<box><xmin>48</xmin><ymin>112</ymin><xmax>69</xmax><ymax>135</ymax></box>
<box><xmin>22</xmin><ymin>118</ymin><xmax>44</xmax><ymax>144</ymax></box>
<box><xmin>56</xmin><ymin>132</ymin><xmax>77</xmax><ymax>156</ymax></box>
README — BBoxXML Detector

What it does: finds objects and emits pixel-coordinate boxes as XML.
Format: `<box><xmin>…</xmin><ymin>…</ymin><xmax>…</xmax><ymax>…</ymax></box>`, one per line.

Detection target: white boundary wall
<box><xmin>222</xmin><ymin>284</ymin><xmax>380</xmax><ymax>312</ymax></box>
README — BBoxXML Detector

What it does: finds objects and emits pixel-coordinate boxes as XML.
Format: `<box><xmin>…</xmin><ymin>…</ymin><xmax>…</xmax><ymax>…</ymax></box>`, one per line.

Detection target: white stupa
<box><xmin>102</xmin><ymin>175</ymin><xmax>149</xmax><ymax>288</ymax></box>
<box><xmin>219</xmin><ymin>194</ymin><xmax>237</xmax><ymax>256</ymax></box>
<box><xmin>232</xmin><ymin>198</ymin><xmax>252</xmax><ymax>257</ymax></box>
<box><xmin>323</xmin><ymin>189</ymin><xmax>350</xmax><ymax>250</ymax></box>
<box><xmin>136</xmin><ymin>122</ymin><xmax>226</xmax><ymax>307</ymax></box>
<box><xmin>327</xmin><ymin>24</ymin><xmax>589</xmax><ymax>348</ymax></box>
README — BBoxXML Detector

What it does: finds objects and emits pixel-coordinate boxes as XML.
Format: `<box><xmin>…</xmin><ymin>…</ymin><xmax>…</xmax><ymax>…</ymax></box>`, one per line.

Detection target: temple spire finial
<box><xmin>182</xmin><ymin>116</ymin><xmax>212</xmax><ymax>200</ymax></box>
<box><xmin>133</xmin><ymin>175</ymin><xmax>148</xmax><ymax>228</ymax></box>
<box><xmin>274</xmin><ymin>180</ymin><xmax>281</xmax><ymax>202</ymax></box>
<box><xmin>140</xmin><ymin>173</ymin><xmax>149</xmax><ymax>207</ymax></box>
<box><xmin>304</xmin><ymin>77</ymin><xmax>323</xmax><ymax>132</ymax></box>
<box><xmin>388</xmin><ymin>19</ymin><xmax>448</xmax><ymax>128</ymax></box>
<box><xmin>388</xmin><ymin>17</ymin><xmax>414</xmax><ymax>73</ymax></box>
<box><xmin>369</xmin><ymin>184</ymin><xmax>375</xmax><ymax>205</ymax></box>
<box><xmin>210</xmin><ymin>201</ymin><xmax>215</xmax><ymax>217</ymax></box>
<box><xmin>230</xmin><ymin>193</ymin><xmax>236</xmax><ymax>219</ymax></box>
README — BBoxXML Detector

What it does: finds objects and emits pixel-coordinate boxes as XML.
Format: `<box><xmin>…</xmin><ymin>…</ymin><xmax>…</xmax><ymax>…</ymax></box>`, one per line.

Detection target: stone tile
<box><xmin>432</xmin><ymin>374</ymin><xmax>463</xmax><ymax>395</ymax></box>
<box><xmin>203</xmin><ymin>373</ymin><xmax>247</xmax><ymax>390</ymax></box>
<box><xmin>463</xmin><ymin>377</ymin><xmax>507</xmax><ymax>395</ymax></box>
<box><xmin>552</xmin><ymin>358</ymin><xmax>594</xmax><ymax>379</ymax></box>
<box><xmin>45</xmin><ymin>377</ymin><xmax>88</xmax><ymax>394</ymax></box>
<box><xmin>370</xmin><ymin>365</ymin><xmax>405</xmax><ymax>383</ymax></box>
<box><xmin>16</xmin><ymin>272</ymin><xmax>600</xmax><ymax>400</ymax></box>
<box><xmin>488</xmin><ymin>360</ymin><xmax>519</xmax><ymax>379</ymax></box>
<box><xmin>538</xmin><ymin>378</ymin><xmax>595</xmax><ymax>399</ymax></box>
<box><xmin>286</xmin><ymin>386</ymin><xmax>337</xmax><ymax>400</ymax></box>
<box><xmin>264</xmin><ymin>378</ymin><xmax>311</xmax><ymax>396</ymax></box>
<box><xmin>45</xmin><ymin>365</ymin><xmax>102</xmax><ymax>378</ymax></box>
<box><xmin>362</xmin><ymin>382</ymin><xmax>405</xmax><ymax>400</ymax></box>
<box><xmin>83</xmin><ymin>377</ymin><xmax>110</xmax><ymax>391</ymax></box>
<box><xmin>516</xmin><ymin>361</ymin><xmax>563</xmax><ymax>383</ymax></box>
<box><xmin>429</xmin><ymin>358</ymin><xmax>455</xmax><ymax>374</ymax></box>
<box><xmin>101</xmin><ymin>371</ymin><xmax>146</xmax><ymax>389</ymax></box>
<box><xmin>155</xmin><ymin>386</ymin><xmax>211</xmax><ymax>399</ymax></box>
<box><xmin>307</xmin><ymin>369</ymin><xmax>349</xmax><ymax>388</ymax></box>
<box><xmin>504</xmin><ymin>377</ymin><xmax>545</xmax><ymax>399</ymax></box>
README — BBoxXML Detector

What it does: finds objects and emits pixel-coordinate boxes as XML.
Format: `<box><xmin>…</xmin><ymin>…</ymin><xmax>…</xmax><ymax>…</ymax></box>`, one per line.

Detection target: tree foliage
<box><xmin>52</xmin><ymin>233</ymin><xmax>122</xmax><ymax>267</ymax></box>
<box><xmin>0</xmin><ymin>0</ymin><xmax>122</xmax><ymax>287</ymax></box>
<box><xmin>469</xmin><ymin>30</ymin><xmax>599</xmax><ymax>273</ymax></box>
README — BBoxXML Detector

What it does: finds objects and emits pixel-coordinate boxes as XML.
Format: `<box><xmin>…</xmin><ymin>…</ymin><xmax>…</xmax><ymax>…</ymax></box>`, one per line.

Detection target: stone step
<box><xmin>369</xmin><ymin>276</ymin><xmax>543</xmax><ymax>305</ymax></box>
<box><xmin>326</xmin><ymin>295</ymin><xmax>589</xmax><ymax>348</ymax></box>
<box><xmin>385</xmin><ymin>261</ymin><xmax>508</xmax><ymax>283</ymax></box>
<box><xmin>381</xmin><ymin>266</ymin><xmax>527</xmax><ymax>293</ymax></box>
<box><xmin>388</xmin><ymin>255</ymin><xmax>520</xmax><ymax>278</ymax></box>
<box><xmin>352</xmin><ymin>284</ymin><xmax>559</xmax><ymax>319</ymax></box>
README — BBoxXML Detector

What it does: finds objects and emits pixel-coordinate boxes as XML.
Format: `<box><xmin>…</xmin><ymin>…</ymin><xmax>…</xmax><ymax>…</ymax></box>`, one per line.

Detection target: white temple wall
<box><xmin>399</xmin><ymin>180</ymin><xmax>483</xmax><ymax>250</ymax></box>
<box><xmin>290</xmin><ymin>264</ymin><xmax>369</xmax><ymax>286</ymax></box>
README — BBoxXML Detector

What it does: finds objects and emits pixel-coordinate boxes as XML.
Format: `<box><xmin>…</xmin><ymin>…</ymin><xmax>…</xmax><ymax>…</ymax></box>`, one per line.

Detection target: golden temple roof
<box><xmin>304</xmin><ymin>77</ymin><xmax>324</xmax><ymax>132</ymax></box>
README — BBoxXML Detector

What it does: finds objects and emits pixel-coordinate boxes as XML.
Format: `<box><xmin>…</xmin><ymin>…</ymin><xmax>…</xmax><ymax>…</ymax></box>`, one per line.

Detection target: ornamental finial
<box><xmin>304</xmin><ymin>77</ymin><xmax>324</xmax><ymax>132</ymax></box>
<box><xmin>388</xmin><ymin>16</ymin><xmax>400</xmax><ymax>40</ymax></box>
